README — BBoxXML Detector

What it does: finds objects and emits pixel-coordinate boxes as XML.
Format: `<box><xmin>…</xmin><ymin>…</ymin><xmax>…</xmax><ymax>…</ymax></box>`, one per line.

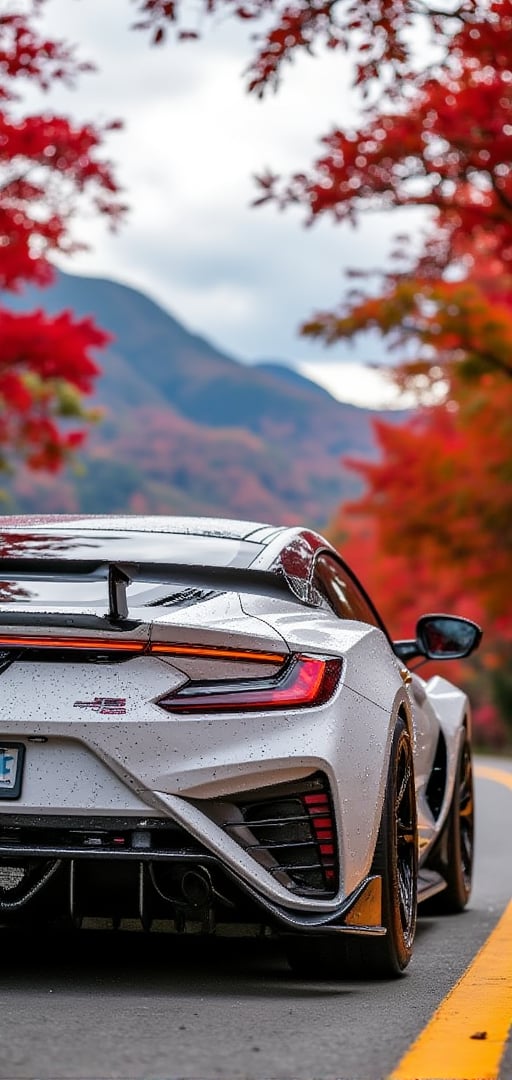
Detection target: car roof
<box><xmin>0</xmin><ymin>514</ymin><xmax>279</xmax><ymax>542</ymax></box>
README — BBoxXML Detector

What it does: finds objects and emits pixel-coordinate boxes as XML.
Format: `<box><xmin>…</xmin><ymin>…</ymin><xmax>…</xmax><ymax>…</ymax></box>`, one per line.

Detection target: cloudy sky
<box><xmin>27</xmin><ymin>0</ymin><xmax>422</xmax><ymax>407</ymax></box>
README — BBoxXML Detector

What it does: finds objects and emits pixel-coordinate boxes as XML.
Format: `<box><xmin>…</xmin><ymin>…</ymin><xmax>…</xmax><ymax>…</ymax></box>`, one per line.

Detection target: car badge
<box><xmin>73</xmin><ymin>697</ymin><xmax>127</xmax><ymax>715</ymax></box>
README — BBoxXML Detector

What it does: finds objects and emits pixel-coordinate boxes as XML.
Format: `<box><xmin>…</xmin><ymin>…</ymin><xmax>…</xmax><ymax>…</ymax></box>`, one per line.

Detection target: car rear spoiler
<box><xmin>0</xmin><ymin>559</ymin><xmax>299</xmax><ymax>629</ymax></box>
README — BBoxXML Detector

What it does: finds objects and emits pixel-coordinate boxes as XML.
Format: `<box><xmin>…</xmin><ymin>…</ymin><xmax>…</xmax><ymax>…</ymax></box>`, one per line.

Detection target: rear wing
<box><xmin>0</xmin><ymin>559</ymin><xmax>299</xmax><ymax>629</ymax></box>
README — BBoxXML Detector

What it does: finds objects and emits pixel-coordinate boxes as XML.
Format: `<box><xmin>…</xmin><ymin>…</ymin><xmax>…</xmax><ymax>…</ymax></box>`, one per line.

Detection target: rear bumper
<box><xmin>0</xmin><ymin>820</ymin><xmax>384</xmax><ymax>937</ymax></box>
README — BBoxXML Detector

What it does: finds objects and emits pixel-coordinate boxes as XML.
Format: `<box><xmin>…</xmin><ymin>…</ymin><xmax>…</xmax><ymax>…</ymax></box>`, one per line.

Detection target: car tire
<box><xmin>430</xmin><ymin>734</ymin><xmax>474</xmax><ymax>914</ymax></box>
<box><xmin>284</xmin><ymin>715</ymin><xmax>418</xmax><ymax>979</ymax></box>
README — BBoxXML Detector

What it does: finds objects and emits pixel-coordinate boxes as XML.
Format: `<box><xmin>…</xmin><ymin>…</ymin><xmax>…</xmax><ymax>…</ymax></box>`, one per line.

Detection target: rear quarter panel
<box><xmin>240</xmin><ymin>597</ymin><xmax>413</xmax><ymax>894</ymax></box>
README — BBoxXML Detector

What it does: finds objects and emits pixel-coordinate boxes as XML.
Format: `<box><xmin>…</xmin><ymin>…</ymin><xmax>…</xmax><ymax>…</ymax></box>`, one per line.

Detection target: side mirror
<box><xmin>394</xmin><ymin>614</ymin><xmax>482</xmax><ymax>662</ymax></box>
<box><xmin>416</xmin><ymin>614</ymin><xmax>482</xmax><ymax>659</ymax></box>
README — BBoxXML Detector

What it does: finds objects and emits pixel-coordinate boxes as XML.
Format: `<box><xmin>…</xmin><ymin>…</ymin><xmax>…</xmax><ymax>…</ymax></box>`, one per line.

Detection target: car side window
<box><xmin>313</xmin><ymin>553</ymin><xmax>381</xmax><ymax>627</ymax></box>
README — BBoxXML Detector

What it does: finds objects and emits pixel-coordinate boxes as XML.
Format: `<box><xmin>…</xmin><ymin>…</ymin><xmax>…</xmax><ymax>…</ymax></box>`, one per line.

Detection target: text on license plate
<box><xmin>0</xmin><ymin>743</ymin><xmax>25</xmax><ymax>798</ymax></box>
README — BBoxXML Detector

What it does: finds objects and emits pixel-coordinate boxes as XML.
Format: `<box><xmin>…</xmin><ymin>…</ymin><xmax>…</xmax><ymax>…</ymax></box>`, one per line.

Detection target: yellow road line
<box><xmin>389</xmin><ymin>901</ymin><xmax>512</xmax><ymax>1080</ymax></box>
<box><xmin>389</xmin><ymin>764</ymin><xmax>512</xmax><ymax>1080</ymax></box>
<box><xmin>475</xmin><ymin>763</ymin><xmax>512</xmax><ymax>791</ymax></box>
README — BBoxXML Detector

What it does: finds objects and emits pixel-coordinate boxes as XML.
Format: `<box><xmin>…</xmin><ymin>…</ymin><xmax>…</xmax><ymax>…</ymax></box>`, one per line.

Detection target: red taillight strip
<box><xmin>0</xmin><ymin>634</ymin><xmax>144</xmax><ymax>652</ymax></box>
<box><xmin>0</xmin><ymin>634</ymin><xmax>285</xmax><ymax>665</ymax></box>
<box><xmin>157</xmin><ymin>654</ymin><xmax>343</xmax><ymax>714</ymax></box>
<box><xmin>303</xmin><ymin>791</ymin><xmax>337</xmax><ymax>884</ymax></box>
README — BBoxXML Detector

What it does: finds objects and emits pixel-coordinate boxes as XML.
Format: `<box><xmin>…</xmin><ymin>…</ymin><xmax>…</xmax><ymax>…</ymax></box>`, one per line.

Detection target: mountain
<box><xmin>2</xmin><ymin>270</ymin><xmax>407</xmax><ymax>528</ymax></box>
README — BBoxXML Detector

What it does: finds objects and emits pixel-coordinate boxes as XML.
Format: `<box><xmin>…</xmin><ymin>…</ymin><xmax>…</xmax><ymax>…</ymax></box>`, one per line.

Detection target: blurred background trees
<box><xmin>0</xmin><ymin>4</ymin><xmax>123</xmax><ymax>471</ymax></box>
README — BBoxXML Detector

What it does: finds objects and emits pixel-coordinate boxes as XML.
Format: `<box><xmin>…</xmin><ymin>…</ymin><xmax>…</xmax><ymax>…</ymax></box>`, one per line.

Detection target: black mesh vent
<box><xmin>147</xmin><ymin>589</ymin><xmax>216</xmax><ymax>607</ymax></box>
<box><xmin>0</xmin><ymin>864</ymin><xmax>25</xmax><ymax>892</ymax></box>
<box><xmin>221</xmin><ymin>774</ymin><xmax>338</xmax><ymax>896</ymax></box>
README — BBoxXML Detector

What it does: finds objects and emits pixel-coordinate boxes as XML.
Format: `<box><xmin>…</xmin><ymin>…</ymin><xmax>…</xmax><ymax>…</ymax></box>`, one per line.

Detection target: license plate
<box><xmin>0</xmin><ymin>743</ymin><xmax>25</xmax><ymax>799</ymax></box>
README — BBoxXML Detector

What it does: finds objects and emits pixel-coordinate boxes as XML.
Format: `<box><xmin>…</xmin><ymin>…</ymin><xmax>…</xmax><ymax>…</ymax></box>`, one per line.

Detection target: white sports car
<box><xmin>0</xmin><ymin>515</ymin><xmax>481</xmax><ymax>977</ymax></box>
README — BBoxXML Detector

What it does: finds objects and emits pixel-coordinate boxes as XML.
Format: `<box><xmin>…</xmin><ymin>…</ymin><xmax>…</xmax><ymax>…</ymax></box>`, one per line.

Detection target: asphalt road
<box><xmin>0</xmin><ymin>754</ymin><xmax>511</xmax><ymax>1080</ymax></box>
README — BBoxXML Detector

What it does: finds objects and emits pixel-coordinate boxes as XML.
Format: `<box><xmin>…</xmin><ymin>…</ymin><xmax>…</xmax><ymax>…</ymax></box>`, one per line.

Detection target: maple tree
<box><xmin>131</xmin><ymin>0</ymin><xmax>512</xmax><ymax>388</ymax></box>
<box><xmin>0</xmin><ymin>3</ymin><xmax>123</xmax><ymax>471</ymax></box>
<box><xmin>132</xmin><ymin>0</ymin><xmax>482</xmax><ymax>94</ymax></box>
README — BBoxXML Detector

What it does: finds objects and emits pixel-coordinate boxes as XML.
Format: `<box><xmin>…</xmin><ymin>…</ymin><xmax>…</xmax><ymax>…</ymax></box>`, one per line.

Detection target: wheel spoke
<box><xmin>394</xmin><ymin>738</ymin><xmax>416</xmax><ymax>936</ymax></box>
<box><xmin>398</xmin><ymin>859</ymin><xmax>415</xmax><ymax>929</ymax></box>
<box><xmin>461</xmin><ymin>829</ymin><xmax>472</xmax><ymax>860</ymax></box>
<box><xmin>398</xmin><ymin>874</ymin><xmax>409</xmax><ymax>917</ymax></box>
<box><xmin>396</xmin><ymin>759</ymin><xmax>411</xmax><ymax>810</ymax></box>
<box><xmin>456</xmin><ymin>743</ymin><xmax>474</xmax><ymax>886</ymax></box>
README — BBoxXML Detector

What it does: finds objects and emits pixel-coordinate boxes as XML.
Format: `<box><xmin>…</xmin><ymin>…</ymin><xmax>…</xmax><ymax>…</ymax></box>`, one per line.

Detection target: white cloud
<box><xmin>297</xmin><ymin>361</ymin><xmax>416</xmax><ymax>409</ymax></box>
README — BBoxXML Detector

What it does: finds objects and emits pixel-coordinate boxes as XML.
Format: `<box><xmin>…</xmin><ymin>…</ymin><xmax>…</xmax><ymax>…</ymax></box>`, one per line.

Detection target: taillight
<box><xmin>0</xmin><ymin>634</ymin><xmax>284</xmax><ymax>665</ymax></box>
<box><xmin>156</xmin><ymin>654</ymin><xmax>343</xmax><ymax>714</ymax></box>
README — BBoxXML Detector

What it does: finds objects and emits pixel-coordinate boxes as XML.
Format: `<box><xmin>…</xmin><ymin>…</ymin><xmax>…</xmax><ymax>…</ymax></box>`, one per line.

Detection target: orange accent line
<box><xmin>150</xmin><ymin>643</ymin><xmax>285</xmax><ymax>663</ymax></box>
